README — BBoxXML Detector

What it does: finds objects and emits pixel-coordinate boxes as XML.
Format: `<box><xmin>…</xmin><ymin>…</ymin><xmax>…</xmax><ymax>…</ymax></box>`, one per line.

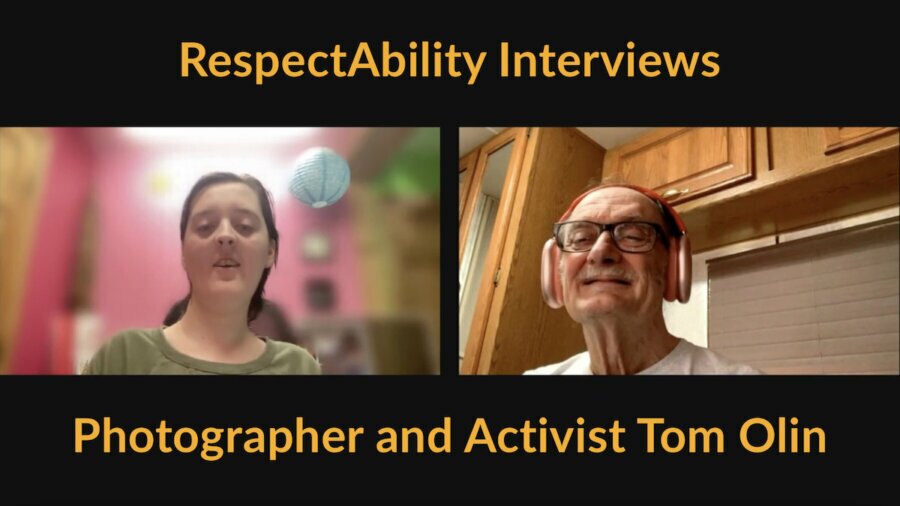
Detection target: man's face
<box><xmin>559</xmin><ymin>187</ymin><xmax>669</xmax><ymax>323</ymax></box>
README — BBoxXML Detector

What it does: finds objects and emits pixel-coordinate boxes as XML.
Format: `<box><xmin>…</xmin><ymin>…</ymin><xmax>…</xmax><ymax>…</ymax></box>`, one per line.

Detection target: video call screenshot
<box><xmin>1</xmin><ymin>11</ymin><xmax>896</xmax><ymax>503</ymax></box>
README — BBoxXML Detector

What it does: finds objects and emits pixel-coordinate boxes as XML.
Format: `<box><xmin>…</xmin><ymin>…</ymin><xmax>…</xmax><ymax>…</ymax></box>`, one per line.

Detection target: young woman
<box><xmin>83</xmin><ymin>172</ymin><xmax>320</xmax><ymax>374</ymax></box>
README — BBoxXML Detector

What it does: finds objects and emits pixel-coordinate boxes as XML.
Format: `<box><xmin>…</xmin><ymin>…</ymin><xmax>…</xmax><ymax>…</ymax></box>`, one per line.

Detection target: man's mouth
<box><xmin>214</xmin><ymin>259</ymin><xmax>240</xmax><ymax>268</ymax></box>
<box><xmin>583</xmin><ymin>277</ymin><xmax>631</xmax><ymax>286</ymax></box>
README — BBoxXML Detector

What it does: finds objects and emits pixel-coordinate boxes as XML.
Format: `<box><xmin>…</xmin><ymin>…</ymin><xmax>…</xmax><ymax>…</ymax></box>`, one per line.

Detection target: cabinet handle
<box><xmin>661</xmin><ymin>188</ymin><xmax>689</xmax><ymax>199</ymax></box>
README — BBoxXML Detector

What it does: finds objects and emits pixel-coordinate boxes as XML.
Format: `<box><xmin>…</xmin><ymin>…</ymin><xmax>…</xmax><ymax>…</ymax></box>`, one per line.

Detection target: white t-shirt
<box><xmin>523</xmin><ymin>338</ymin><xmax>761</xmax><ymax>375</ymax></box>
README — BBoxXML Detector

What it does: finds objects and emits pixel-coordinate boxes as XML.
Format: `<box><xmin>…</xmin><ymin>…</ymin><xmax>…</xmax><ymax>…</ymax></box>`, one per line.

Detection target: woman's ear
<box><xmin>267</xmin><ymin>239</ymin><xmax>276</xmax><ymax>268</ymax></box>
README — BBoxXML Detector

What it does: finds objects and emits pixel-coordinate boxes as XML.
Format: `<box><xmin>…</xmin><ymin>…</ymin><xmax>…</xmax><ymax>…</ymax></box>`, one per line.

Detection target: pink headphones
<box><xmin>541</xmin><ymin>183</ymin><xmax>692</xmax><ymax>307</ymax></box>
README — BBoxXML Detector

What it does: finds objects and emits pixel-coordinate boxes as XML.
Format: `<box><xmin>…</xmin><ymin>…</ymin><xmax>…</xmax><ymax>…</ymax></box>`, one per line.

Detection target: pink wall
<box><xmin>267</xmin><ymin>189</ymin><xmax>363</xmax><ymax>319</ymax></box>
<box><xmin>90</xmin><ymin>147</ymin><xmax>182</xmax><ymax>340</ymax></box>
<box><xmin>12</xmin><ymin>128</ymin><xmax>93</xmax><ymax>373</ymax></box>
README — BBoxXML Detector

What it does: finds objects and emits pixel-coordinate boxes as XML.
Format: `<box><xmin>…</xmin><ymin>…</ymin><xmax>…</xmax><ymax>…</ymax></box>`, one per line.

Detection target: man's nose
<box><xmin>586</xmin><ymin>230</ymin><xmax>621</xmax><ymax>265</ymax></box>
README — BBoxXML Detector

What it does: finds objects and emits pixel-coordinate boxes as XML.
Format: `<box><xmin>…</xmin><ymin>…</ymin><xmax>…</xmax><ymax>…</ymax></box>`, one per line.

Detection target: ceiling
<box><xmin>459</xmin><ymin>127</ymin><xmax>653</xmax><ymax>157</ymax></box>
<box><xmin>80</xmin><ymin>127</ymin><xmax>422</xmax><ymax>182</ymax></box>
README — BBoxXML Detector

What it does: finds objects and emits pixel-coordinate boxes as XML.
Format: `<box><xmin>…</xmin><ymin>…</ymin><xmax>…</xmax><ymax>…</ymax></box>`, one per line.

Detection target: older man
<box><xmin>526</xmin><ymin>184</ymin><xmax>758</xmax><ymax>375</ymax></box>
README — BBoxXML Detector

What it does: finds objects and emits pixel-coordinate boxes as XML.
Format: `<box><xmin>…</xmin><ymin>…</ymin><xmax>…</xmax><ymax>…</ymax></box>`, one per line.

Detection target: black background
<box><xmin>2</xmin><ymin>6</ymin><xmax>898</xmax><ymax>503</ymax></box>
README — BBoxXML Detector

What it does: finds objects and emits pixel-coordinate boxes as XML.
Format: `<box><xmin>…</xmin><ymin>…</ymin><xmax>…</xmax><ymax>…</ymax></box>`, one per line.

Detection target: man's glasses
<box><xmin>553</xmin><ymin>221</ymin><xmax>666</xmax><ymax>253</ymax></box>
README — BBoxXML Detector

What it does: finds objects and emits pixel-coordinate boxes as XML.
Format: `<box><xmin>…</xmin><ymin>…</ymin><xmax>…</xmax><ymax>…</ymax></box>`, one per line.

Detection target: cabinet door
<box><xmin>823</xmin><ymin>127</ymin><xmax>899</xmax><ymax>154</ymax></box>
<box><xmin>458</xmin><ymin>128</ymin><xmax>529</xmax><ymax>368</ymax></box>
<box><xmin>605</xmin><ymin>127</ymin><xmax>753</xmax><ymax>204</ymax></box>
<box><xmin>458</xmin><ymin>151</ymin><xmax>477</xmax><ymax>222</ymax></box>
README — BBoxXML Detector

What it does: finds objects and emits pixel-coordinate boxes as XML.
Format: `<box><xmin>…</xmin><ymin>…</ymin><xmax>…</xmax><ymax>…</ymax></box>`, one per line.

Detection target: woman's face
<box><xmin>182</xmin><ymin>182</ymin><xmax>275</xmax><ymax>304</ymax></box>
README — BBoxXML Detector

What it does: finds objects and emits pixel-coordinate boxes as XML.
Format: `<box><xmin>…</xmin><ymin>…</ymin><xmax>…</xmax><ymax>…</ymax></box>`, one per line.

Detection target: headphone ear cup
<box><xmin>664</xmin><ymin>236</ymin><xmax>679</xmax><ymax>302</ymax></box>
<box><xmin>677</xmin><ymin>234</ymin><xmax>692</xmax><ymax>303</ymax></box>
<box><xmin>541</xmin><ymin>239</ymin><xmax>564</xmax><ymax>308</ymax></box>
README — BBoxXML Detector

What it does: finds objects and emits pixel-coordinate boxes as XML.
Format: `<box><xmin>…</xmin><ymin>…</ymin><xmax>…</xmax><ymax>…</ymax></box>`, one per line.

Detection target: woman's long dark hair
<box><xmin>174</xmin><ymin>172</ymin><xmax>280</xmax><ymax>324</ymax></box>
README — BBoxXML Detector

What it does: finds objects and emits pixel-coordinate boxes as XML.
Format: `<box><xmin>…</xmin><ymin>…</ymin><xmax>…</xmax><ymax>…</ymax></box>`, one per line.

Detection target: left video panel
<box><xmin>0</xmin><ymin>127</ymin><xmax>439</xmax><ymax>375</ymax></box>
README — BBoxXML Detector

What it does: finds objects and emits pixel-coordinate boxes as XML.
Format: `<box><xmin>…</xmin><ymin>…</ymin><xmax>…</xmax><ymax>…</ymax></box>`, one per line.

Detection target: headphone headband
<box><xmin>556</xmin><ymin>183</ymin><xmax>687</xmax><ymax>236</ymax></box>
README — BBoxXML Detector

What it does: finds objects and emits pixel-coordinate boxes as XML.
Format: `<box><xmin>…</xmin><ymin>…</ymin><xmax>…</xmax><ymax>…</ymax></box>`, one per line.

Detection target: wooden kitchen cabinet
<box><xmin>459</xmin><ymin>128</ymin><xmax>605</xmax><ymax>374</ymax></box>
<box><xmin>766</xmin><ymin>127</ymin><xmax>899</xmax><ymax>180</ymax></box>
<box><xmin>822</xmin><ymin>127</ymin><xmax>898</xmax><ymax>154</ymax></box>
<box><xmin>601</xmin><ymin>127</ymin><xmax>754</xmax><ymax>205</ymax></box>
<box><xmin>601</xmin><ymin>126</ymin><xmax>899</xmax><ymax>252</ymax></box>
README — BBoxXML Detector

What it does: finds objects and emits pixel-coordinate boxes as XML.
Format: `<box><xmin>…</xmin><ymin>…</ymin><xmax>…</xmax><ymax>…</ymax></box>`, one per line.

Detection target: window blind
<box><xmin>708</xmin><ymin>222</ymin><xmax>899</xmax><ymax>374</ymax></box>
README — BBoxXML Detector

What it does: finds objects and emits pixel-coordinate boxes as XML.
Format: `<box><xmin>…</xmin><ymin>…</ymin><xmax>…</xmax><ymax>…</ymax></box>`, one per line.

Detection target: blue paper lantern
<box><xmin>289</xmin><ymin>147</ymin><xmax>351</xmax><ymax>208</ymax></box>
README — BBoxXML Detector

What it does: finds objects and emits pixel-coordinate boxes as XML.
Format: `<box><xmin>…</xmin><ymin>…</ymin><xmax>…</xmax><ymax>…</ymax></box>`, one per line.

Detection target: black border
<box><xmin>2</xmin><ymin>11</ymin><xmax>898</xmax><ymax>503</ymax></box>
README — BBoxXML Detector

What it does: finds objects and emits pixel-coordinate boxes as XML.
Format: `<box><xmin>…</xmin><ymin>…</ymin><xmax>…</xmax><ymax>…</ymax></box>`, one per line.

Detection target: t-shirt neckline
<box><xmin>153</xmin><ymin>326</ymin><xmax>275</xmax><ymax>374</ymax></box>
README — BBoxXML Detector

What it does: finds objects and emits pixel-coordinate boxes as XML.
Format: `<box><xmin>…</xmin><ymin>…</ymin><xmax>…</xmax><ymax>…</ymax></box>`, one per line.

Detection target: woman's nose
<box><xmin>215</xmin><ymin>223</ymin><xmax>236</xmax><ymax>245</ymax></box>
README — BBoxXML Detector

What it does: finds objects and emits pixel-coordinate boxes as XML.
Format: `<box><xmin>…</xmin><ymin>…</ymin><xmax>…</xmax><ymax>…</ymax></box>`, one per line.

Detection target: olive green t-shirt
<box><xmin>82</xmin><ymin>327</ymin><xmax>321</xmax><ymax>375</ymax></box>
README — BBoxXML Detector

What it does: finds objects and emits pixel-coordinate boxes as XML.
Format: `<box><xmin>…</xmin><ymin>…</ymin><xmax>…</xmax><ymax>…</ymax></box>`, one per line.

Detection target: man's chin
<box><xmin>567</xmin><ymin>300</ymin><xmax>627</xmax><ymax>322</ymax></box>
